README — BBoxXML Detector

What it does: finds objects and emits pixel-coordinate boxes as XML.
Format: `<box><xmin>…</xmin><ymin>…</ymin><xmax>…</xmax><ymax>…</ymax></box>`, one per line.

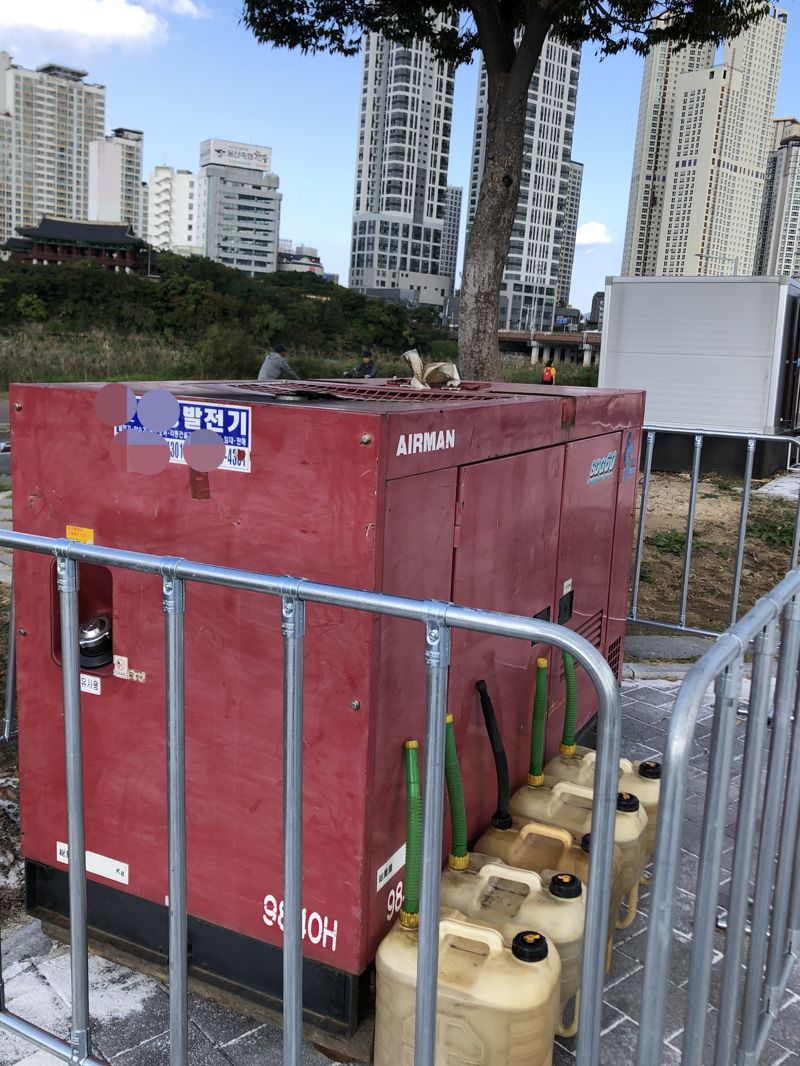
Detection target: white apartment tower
<box><xmin>200</xmin><ymin>139</ymin><xmax>281</xmax><ymax>276</ymax></box>
<box><xmin>0</xmin><ymin>52</ymin><xmax>106</xmax><ymax>243</ymax></box>
<box><xmin>467</xmin><ymin>35</ymin><xmax>581</xmax><ymax>332</ymax></box>
<box><xmin>147</xmin><ymin>166</ymin><xmax>204</xmax><ymax>256</ymax></box>
<box><xmin>88</xmin><ymin>128</ymin><xmax>144</xmax><ymax>234</ymax></box>
<box><xmin>755</xmin><ymin>118</ymin><xmax>800</xmax><ymax>276</ymax></box>
<box><xmin>557</xmin><ymin>160</ymin><xmax>583</xmax><ymax>307</ymax></box>
<box><xmin>441</xmin><ymin>185</ymin><xmax>462</xmax><ymax>297</ymax></box>
<box><xmin>622</xmin><ymin>7</ymin><xmax>787</xmax><ymax>277</ymax></box>
<box><xmin>349</xmin><ymin>23</ymin><xmax>456</xmax><ymax>309</ymax></box>
<box><xmin>622</xmin><ymin>36</ymin><xmax>716</xmax><ymax>276</ymax></box>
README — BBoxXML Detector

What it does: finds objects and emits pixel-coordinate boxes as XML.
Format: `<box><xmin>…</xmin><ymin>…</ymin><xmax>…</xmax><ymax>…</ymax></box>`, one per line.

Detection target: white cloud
<box><xmin>145</xmin><ymin>0</ymin><xmax>210</xmax><ymax>17</ymax></box>
<box><xmin>576</xmin><ymin>222</ymin><xmax>617</xmax><ymax>247</ymax></box>
<box><xmin>0</xmin><ymin>0</ymin><xmax>209</xmax><ymax>62</ymax></box>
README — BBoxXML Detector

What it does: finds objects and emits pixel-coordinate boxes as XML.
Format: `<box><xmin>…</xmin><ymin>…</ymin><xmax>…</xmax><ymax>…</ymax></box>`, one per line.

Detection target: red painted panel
<box><xmin>365</xmin><ymin>468</ymin><xmax>457</xmax><ymax>956</ymax></box>
<box><xmin>448</xmin><ymin>448</ymin><xmax>565</xmax><ymax>833</ymax></box>
<box><xmin>548</xmin><ymin>432</ymin><xmax>623</xmax><ymax>754</ymax></box>
<box><xmin>606</xmin><ymin>427</ymin><xmax>644</xmax><ymax>680</ymax></box>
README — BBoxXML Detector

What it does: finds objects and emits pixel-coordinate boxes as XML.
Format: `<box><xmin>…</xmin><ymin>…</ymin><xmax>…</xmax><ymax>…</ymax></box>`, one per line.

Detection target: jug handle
<box><xmin>438</xmin><ymin>918</ymin><xmax>505</xmax><ymax>956</ymax></box>
<box><xmin>552</xmin><ymin>781</ymin><xmax>595</xmax><ymax>803</ymax></box>
<box><xmin>518</xmin><ymin>822</ymin><xmax>574</xmax><ymax>848</ymax></box>
<box><xmin>475</xmin><ymin>862</ymin><xmax>544</xmax><ymax>893</ymax></box>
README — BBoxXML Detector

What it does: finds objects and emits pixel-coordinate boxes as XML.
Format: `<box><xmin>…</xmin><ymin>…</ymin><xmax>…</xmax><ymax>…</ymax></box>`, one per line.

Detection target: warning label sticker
<box><xmin>115</xmin><ymin>400</ymin><xmax>252</xmax><ymax>473</ymax></box>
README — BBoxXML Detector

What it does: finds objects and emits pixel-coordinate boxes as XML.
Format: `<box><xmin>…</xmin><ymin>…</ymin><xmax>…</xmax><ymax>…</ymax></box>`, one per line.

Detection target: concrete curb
<box><xmin>623</xmin><ymin>660</ymin><xmax>753</xmax><ymax>682</ymax></box>
<box><xmin>623</xmin><ymin>661</ymin><xmax>692</xmax><ymax>681</ymax></box>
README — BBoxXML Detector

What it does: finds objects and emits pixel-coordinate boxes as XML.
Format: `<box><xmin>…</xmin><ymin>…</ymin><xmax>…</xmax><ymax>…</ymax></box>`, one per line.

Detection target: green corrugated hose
<box><xmin>444</xmin><ymin>714</ymin><xmax>469</xmax><ymax>869</ymax></box>
<box><xmin>400</xmin><ymin>740</ymin><xmax>422</xmax><ymax>927</ymax></box>
<box><xmin>561</xmin><ymin>651</ymin><xmax>578</xmax><ymax>755</ymax></box>
<box><xmin>528</xmin><ymin>657</ymin><xmax>548</xmax><ymax>786</ymax></box>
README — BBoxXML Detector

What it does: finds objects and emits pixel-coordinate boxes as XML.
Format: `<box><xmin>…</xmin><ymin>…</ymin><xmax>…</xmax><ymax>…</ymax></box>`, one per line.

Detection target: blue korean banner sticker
<box><xmin>116</xmin><ymin>399</ymin><xmax>252</xmax><ymax>473</ymax></box>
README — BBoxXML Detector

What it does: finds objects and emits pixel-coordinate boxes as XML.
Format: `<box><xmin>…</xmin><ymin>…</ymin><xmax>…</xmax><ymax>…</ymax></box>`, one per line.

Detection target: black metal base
<box><xmin>25</xmin><ymin>861</ymin><xmax>371</xmax><ymax>1035</ymax></box>
<box><xmin>648</xmin><ymin>432</ymin><xmax>790</xmax><ymax>478</ymax></box>
<box><xmin>575</xmin><ymin>712</ymin><xmax>599</xmax><ymax>751</ymax></box>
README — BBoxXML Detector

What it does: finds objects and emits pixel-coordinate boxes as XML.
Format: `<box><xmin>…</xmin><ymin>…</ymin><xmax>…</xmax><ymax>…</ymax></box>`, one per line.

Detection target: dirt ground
<box><xmin>633</xmin><ymin>472</ymin><xmax>797</xmax><ymax>633</ymax></box>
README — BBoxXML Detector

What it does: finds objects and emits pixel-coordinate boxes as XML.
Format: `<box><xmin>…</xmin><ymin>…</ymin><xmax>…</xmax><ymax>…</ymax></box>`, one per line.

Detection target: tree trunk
<box><xmin>458</xmin><ymin>71</ymin><xmax>529</xmax><ymax>381</ymax></box>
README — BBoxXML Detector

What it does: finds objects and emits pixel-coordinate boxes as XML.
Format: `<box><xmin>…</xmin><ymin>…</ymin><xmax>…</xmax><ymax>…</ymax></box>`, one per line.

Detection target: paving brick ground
<box><xmin>1</xmin><ymin>677</ymin><xmax>798</xmax><ymax>1065</ymax></box>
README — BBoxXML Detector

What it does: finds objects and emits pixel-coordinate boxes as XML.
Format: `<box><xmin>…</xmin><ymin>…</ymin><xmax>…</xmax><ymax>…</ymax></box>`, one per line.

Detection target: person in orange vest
<box><xmin>542</xmin><ymin>360</ymin><xmax>556</xmax><ymax>385</ymax></box>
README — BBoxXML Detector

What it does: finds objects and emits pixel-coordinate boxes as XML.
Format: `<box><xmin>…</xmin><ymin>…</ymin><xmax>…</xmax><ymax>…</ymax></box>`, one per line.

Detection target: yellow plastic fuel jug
<box><xmin>439</xmin><ymin>854</ymin><xmax>584</xmax><ymax>1036</ymax></box>
<box><xmin>374</xmin><ymin>917</ymin><xmax>561</xmax><ymax>1066</ymax></box>
<box><xmin>474</xmin><ymin>818</ymin><xmax>624</xmax><ymax>970</ymax></box>
<box><xmin>543</xmin><ymin>748</ymin><xmax>662</xmax><ymax>856</ymax></box>
<box><xmin>509</xmin><ymin>780</ymin><xmax>647</xmax><ymax>928</ymax></box>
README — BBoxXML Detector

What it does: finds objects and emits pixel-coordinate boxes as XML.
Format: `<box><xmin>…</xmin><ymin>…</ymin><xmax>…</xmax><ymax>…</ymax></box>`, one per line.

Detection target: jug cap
<box><xmin>617</xmin><ymin>791</ymin><xmax>640</xmax><ymax>813</ymax></box>
<box><xmin>512</xmin><ymin>931</ymin><xmax>548</xmax><ymax>963</ymax></box>
<box><xmin>638</xmin><ymin>760</ymin><xmax>662</xmax><ymax>780</ymax></box>
<box><xmin>491</xmin><ymin>812</ymin><xmax>513</xmax><ymax>831</ymax></box>
<box><xmin>580</xmin><ymin>832</ymin><xmax>591</xmax><ymax>853</ymax></box>
<box><xmin>550</xmin><ymin>873</ymin><xmax>582</xmax><ymax>899</ymax></box>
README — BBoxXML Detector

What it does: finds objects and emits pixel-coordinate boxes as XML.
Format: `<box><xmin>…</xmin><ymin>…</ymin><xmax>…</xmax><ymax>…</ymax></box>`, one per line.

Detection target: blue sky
<box><xmin>2</xmin><ymin>0</ymin><xmax>798</xmax><ymax>313</ymax></box>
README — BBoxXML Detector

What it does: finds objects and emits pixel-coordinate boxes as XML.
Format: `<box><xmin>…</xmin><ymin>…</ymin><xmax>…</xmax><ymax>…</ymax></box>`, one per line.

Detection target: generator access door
<box><xmin>449</xmin><ymin>445</ymin><xmax>565</xmax><ymax>819</ymax></box>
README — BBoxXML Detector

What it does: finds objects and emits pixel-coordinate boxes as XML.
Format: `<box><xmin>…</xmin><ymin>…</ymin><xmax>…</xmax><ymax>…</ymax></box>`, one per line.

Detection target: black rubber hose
<box><xmin>475</xmin><ymin>680</ymin><xmax>512</xmax><ymax>830</ymax></box>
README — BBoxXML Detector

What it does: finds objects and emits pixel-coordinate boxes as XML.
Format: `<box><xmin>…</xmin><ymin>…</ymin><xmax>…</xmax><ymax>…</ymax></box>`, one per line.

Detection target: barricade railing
<box><xmin>0</xmin><ymin>530</ymin><xmax>622</xmax><ymax>1066</ymax></box>
<box><xmin>637</xmin><ymin>568</ymin><xmax>800</xmax><ymax>1065</ymax></box>
<box><xmin>629</xmin><ymin>427</ymin><xmax>800</xmax><ymax>636</ymax></box>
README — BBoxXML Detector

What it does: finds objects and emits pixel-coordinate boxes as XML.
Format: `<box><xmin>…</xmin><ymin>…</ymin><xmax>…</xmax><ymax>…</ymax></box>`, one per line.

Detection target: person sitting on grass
<box><xmin>344</xmin><ymin>350</ymin><xmax>378</xmax><ymax>379</ymax></box>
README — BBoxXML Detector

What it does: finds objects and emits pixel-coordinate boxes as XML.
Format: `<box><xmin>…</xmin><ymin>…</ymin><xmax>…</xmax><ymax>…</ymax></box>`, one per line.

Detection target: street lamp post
<box><xmin>695</xmin><ymin>251</ymin><xmax>740</xmax><ymax>275</ymax></box>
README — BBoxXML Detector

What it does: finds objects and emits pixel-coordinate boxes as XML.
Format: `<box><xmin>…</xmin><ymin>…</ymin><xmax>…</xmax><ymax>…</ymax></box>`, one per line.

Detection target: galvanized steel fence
<box><xmin>630</xmin><ymin>428</ymin><xmax>800</xmax><ymax>636</ymax></box>
<box><xmin>0</xmin><ymin>530</ymin><xmax>623</xmax><ymax>1066</ymax></box>
<box><xmin>637</xmin><ymin>568</ymin><xmax>800</xmax><ymax>1065</ymax></box>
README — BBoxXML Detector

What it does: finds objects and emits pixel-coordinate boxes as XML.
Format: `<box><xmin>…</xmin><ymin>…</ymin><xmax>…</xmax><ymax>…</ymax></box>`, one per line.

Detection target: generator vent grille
<box><xmin>214</xmin><ymin>380</ymin><xmax>501</xmax><ymax>404</ymax></box>
<box><xmin>576</xmin><ymin>608</ymin><xmax>604</xmax><ymax>651</ymax></box>
<box><xmin>607</xmin><ymin>637</ymin><xmax>622</xmax><ymax>680</ymax></box>
<box><xmin>558</xmin><ymin>610</ymin><xmax>603</xmax><ymax>680</ymax></box>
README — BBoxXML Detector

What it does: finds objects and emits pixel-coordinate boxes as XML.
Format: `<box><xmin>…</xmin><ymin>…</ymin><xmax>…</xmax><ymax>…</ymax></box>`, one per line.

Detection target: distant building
<box><xmin>349</xmin><ymin>22</ymin><xmax>456</xmax><ymax>309</ymax></box>
<box><xmin>557</xmin><ymin>161</ymin><xmax>582</xmax><ymax>308</ymax></box>
<box><xmin>0</xmin><ymin>52</ymin><xmax>106</xmax><ymax>244</ymax></box>
<box><xmin>200</xmin><ymin>138</ymin><xmax>280</xmax><ymax>276</ymax></box>
<box><xmin>587</xmin><ymin>290</ymin><xmax>605</xmax><ymax>329</ymax></box>
<box><xmin>147</xmin><ymin>166</ymin><xmax>204</xmax><ymax>256</ymax></box>
<box><xmin>554</xmin><ymin>306</ymin><xmax>581</xmax><ymax>331</ymax></box>
<box><xmin>755</xmin><ymin>117</ymin><xmax>800</xmax><ymax>277</ymax></box>
<box><xmin>6</xmin><ymin>216</ymin><xmax>151</xmax><ymax>273</ymax></box>
<box><xmin>88</xmin><ymin>128</ymin><xmax>145</xmax><ymax>235</ymax></box>
<box><xmin>441</xmin><ymin>186</ymin><xmax>462</xmax><ymax>298</ymax></box>
<box><xmin>468</xmin><ymin>34</ymin><xmax>582</xmax><ymax>332</ymax></box>
<box><xmin>622</xmin><ymin>9</ymin><xmax>787</xmax><ymax>277</ymax></box>
<box><xmin>277</xmin><ymin>242</ymin><xmax>324</xmax><ymax>275</ymax></box>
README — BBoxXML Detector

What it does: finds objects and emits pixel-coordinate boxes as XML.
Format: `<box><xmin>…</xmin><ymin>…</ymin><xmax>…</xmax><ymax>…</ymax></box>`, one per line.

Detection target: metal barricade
<box><xmin>629</xmin><ymin>427</ymin><xmax>800</xmax><ymax>636</ymax></box>
<box><xmin>0</xmin><ymin>530</ymin><xmax>623</xmax><ymax>1066</ymax></box>
<box><xmin>637</xmin><ymin>569</ymin><xmax>800</xmax><ymax>1065</ymax></box>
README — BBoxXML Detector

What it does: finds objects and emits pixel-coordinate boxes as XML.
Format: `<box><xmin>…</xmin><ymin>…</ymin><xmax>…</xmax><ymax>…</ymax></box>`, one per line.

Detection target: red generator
<box><xmin>11</xmin><ymin>379</ymin><xmax>644</xmax><ymax>1032</ymax></box>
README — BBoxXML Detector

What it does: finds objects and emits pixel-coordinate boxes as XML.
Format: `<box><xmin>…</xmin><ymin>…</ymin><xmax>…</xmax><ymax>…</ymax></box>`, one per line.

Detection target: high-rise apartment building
<box><xmin>0</xmin><ymin>52</ymin><xmax>106</xmax><ymax>243</ymax></box>
<box><xmin>557</xmin><ymin>160</ymin><xmax>583</xmax><ymax>307</ymax></box>
<box><xmin>201</xmin><ymin>138</ymin><xmax>280</xmax><ymax>276</ymax></box>
<box><xmin>441</xmin><ymin>185</ymin><xmax>462</xmax><ymax>297</ymax></box>
<box><xmin>622</xmin><ymin>7</ymin><xmax>787</xmax><ymax>278</ymax></box>
<box><xmin>467</xmin><ymin>35</ymin><xmax>581</xmax><ymax>332</ymax></box>
<box><xmin>755</xmin><ymin>117</ymin><xmax>800</xmax><ymax>276</ymax></box>
<box><xmin>349</xmin><ymin>22</ymin><xmax>456</xmax><ymax>309</ymax></box>
<box><xmin>622</xmin><ymin>36</ymin><xmax>716</xmax><ymax>276</ymax></box>
<box><xmin>88</xmin><ymin>128</ymin><xmax>144</xmax><ymax>234</ymax></box>
<box><xmin>147</xmin><ymin>165</ymin><xmax>204</xmax><ymax>255</ymax></box>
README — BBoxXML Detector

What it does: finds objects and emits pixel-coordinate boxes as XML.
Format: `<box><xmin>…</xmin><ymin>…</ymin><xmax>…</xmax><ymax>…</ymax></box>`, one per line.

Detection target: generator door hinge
<box><xmin>453</xmin><ymin>499</ymin><xmax>464</xmax><ymax>549</ymax></box>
